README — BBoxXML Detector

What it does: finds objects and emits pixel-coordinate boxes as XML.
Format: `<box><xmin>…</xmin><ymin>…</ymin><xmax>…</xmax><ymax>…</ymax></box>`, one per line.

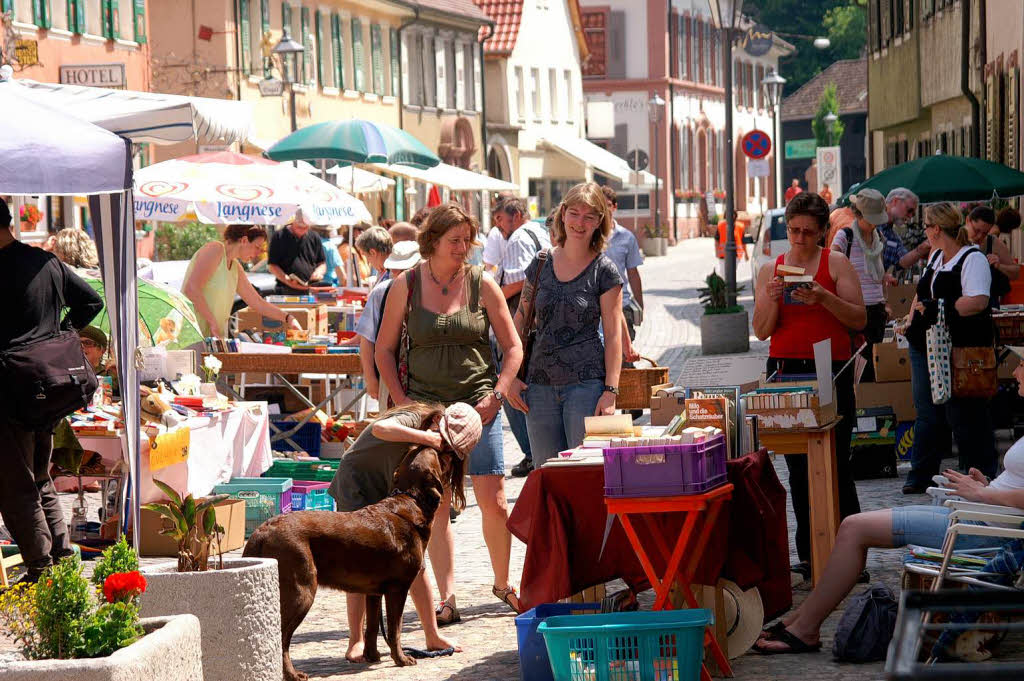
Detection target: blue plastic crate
<box><xmin>538</xmin><ymin>609</ymin><xmax>712</xmax><ymax>681</ymax></box>
<box><xmin>213</xmin><ymin>477</ymin><xmax>292</xmax><ymax>537</ymax></box>
<box><xmin>270</xmin><ymin>420</ymin><xmax>322</xmax><ymax>457</ymax></box>
<box><xmin>291</xmin><ymin>481</ymin><xmax>335</xmax><ymax>511</ymax></box>
<box><xmin>516</xmin><ymin>603</ymin><xmax>600</xmax><ymax>681</ymax></box>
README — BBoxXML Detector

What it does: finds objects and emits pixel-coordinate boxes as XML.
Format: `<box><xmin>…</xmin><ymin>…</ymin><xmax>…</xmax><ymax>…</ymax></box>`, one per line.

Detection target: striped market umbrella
<box><xmin>264</xmin><ymin>119</ymin><xmax>440</xmax><ymax>168</ymax></box>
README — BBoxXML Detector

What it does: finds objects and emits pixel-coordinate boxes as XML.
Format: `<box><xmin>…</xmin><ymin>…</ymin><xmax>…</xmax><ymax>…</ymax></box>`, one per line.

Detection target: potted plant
<box><xmin>698</xmin><ymin>271</ymin><xmax>750</xmax><ymax>355</ymax></box>
<box><xmin>200</xmin><ymin>355</ymin><xmax>222</xmax><ymax>397</ymax></box>
<box><xmin>19</xmin><ymin>205</ymin><xmax>42</xmax><ymax>232</ymax></box>
<box><xmin>642</xmin><ymin>223</ymin><xmax>668</xmax><ymax>257</ymax></box>
<box><xmin>0</xmin><ymin>544</ymin><xmax>202</xmax><ymax>681</ymax></box>
<box><xmin>139</xmin><ymin>480</ymin><xmax>282</xmax><ymax>681</ymax></box>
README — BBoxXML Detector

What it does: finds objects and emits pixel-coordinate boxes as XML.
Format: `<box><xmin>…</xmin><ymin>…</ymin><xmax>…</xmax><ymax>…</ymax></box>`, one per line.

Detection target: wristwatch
<box><xmin>492</xmin><ymin>390</ymin><xmax>505</xmax><ymax>403</ymax></box>
<box><xmin>284</xmin><ymin>313</ymin><xmax>295</xmax><ymax>324</ymax></box>
<box><xmin>603</xmin><ymin>385</ymin><xmax>619</xmax><ymax>395</ymax></box>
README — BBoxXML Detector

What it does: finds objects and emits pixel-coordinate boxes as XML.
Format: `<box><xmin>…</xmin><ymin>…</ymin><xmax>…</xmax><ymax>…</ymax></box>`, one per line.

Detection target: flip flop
<box><xmin>758</xmin><ymin>621</ymin><xmax>788</xmax><ymax>640</ymax></box>
<box><xmin>753</xmin><ymin>627</ymin><xmax>822</xmax><ymax>655</ymax></box>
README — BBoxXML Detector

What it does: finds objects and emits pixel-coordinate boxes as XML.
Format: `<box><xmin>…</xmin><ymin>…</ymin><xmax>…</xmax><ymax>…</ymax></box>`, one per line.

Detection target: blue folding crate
<box><xmin>515</xmin><ymin>603</ymin><xmax>600</xmax><ymax>681</ymax></box>
<box><xmin>213</xmin><ymin>477</ymin><xmax>292</xmax><ymax>537</ymax></box>
<box><xmin>270</xmin><ymin>420</ymin><xmax>322</xmax><ymax>457</ymax></box>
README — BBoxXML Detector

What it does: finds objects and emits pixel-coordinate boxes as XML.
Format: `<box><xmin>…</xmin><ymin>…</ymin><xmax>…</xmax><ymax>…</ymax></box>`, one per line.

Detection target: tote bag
<box><xmin>926</xmin><ymin>300</ymin><xmax>953</xmax><ymax>405</ymax></box>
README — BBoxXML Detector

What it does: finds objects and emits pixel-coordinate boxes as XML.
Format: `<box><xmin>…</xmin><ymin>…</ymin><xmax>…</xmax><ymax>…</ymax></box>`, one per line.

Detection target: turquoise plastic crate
<box><xmin>291</xmin><ymin>481</ymin><xmax>335</xmax><ymax>511</ymax></box>
<box><xmin>213</xmin><ymin>477</ymin><xmax>293</xmax><ymax>537</ymax></box>
<box><xmin>537</xmin><ymin>609</ymin><xmax>712</xmax><ymax>681</ymax></box>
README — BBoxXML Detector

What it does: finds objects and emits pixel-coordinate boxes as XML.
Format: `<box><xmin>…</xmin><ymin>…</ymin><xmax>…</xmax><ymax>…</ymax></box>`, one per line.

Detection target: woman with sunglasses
<box><xmin>900</xmin><ymin>202</ymin><xmax>997</xmax><ymax>494</ymax></box>
<box><xmin>752</xmin><ymin>191</ymin><xmax>867</xmax><ymax>581</ymax></box>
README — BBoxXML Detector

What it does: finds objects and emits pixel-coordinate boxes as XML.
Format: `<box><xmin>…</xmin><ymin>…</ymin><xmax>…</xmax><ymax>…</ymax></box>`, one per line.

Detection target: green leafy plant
<box><xmin>92</xmin><ymin>535</ymin><xmax>139</xmax><ymax>588</ymax></box>
<box><xmin>812</xmin><ymin>82</ymin><xmax>845</xmax><ymax>147</ymax></box>
<box><xmin>142</xmin><ymin>479</ymin><xmax>229</xmax><ymax>572</ymax></box>
<box><xmin>81</xmin><ymin>601</ymin><xmax>143</xmax><ymax>658</ymax></box>
<box><xmin>155</xmin><ymin>221</ymin><xmax>220</xmax><ymax>261</ymax></box>
<box><xmin>0</xmin><ymin>582</ymin><xmax>43</xmax><ymax>660</ymax></box>
<box><xmin>33</xmin><ymin>555</ymin><xmax>93</xmax><ymax>659</ymax></box>
<box><xmin>698</xmin><ymin>271</ymin><xmax>744</xmax><ymax>315</ymax></box>
<box><xmin>643</xmin><ymin>223</ymin><xmax>667</xmax><ymax>239</ymax></box>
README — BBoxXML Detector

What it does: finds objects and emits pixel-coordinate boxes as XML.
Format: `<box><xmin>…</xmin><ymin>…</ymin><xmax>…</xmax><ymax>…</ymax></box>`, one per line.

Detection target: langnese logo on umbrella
<box><xmin>216</xmin><ymin>183</ymin><xmax>274</xmax><ymax>202</ymax></box>
<box><xmin>139</xmin><ymin>180</ymin><xmax>189</xmax><ymax>198</ymax></box>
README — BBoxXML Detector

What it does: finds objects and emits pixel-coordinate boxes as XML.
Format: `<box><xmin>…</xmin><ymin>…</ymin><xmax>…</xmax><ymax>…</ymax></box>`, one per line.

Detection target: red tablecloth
<box><xmin>508</xmin><ymin>448</ymin><xmax>792</xmax><ymax>619</ymax></box>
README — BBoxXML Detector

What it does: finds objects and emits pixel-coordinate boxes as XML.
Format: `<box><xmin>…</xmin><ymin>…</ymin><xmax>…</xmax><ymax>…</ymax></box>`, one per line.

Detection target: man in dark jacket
<box><xmin>0</xmin><ymin>201</ymin><xmax>104</xmax><ymax>584</ymax></box>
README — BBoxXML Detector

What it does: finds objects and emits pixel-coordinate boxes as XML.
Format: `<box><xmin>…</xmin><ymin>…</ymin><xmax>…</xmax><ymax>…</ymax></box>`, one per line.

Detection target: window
<box><xmin>281</xmin><ymin>4</ymin><xmax>300</xmax><ymax>82</ymax></box>
<box><xmin>530</xmin><ymin>67</ymin><xmax>541</xmax><ymax>120</ymax></box>
<box><xmin>330</xmin><ymin>13</ymin><xmax>343</xmax><ymax>90</ymax></box>
<box><xmin>755</xmin><ymin>64</ymin><xmax>764</xmax><ymax>110</ymax></box>
<box><xmin>390</xmin><ymin>28</ymin><xmax>400</xmax><ymax>97</ymax></box>
<box><xmin>690</xmin><ymin>18</ymin><xmax>700</xmax><ymax>83</ymax></box>
<box><xmin>51</xmin><ymin>0</ymin><xmax>68</xmax><ymax>30</ymax></box>
<box><xmin>746</xmin><ymin>63</ymin><xmax>755</xmax><ymax>108</ymax></box>
<box><xmin>564</xmin><ymin>69</ymin><xmax>573</xmax><ymax>120</ymax></box>
<box><xmin>351</xmin><ymin>18</ymin><xmax>365</xmax><ymax>92</ymax></box>
<box><xmin>301</xmin><ymin>6</ymin><xmax>314</xmax><ymax>86</ymax></box>
<box><xmin>422</xmin><ymin>34</ymin><xmax>436</xmax><ymax>106</ymax></box>
<box><xmin>314</xmin><ymin>10</ymin><xmax>325</xmax><ymax>87</ymax></box>
<box><xmin>463</xmin><ymin>44</ymin><xmax>476</xmax><ymax>110</ymax></box>
<box><xmin>581</xmin><ymin>8</ymin><xmax>606</xmax><ymax>78</ymax></box>
<box><xmin>703</xmin><ymin>22</ymin><xmax>711</xmax><ymax>84</ymax></box>
<box><xmin>370</xmin><ymin>25</ymin><xmax>384</xmax><ymax>95</ymax></box>
<box><xmin>549</xmin><ymin>67</ymin><xmax>558</xmax><ymax>121</ymax></box>
<box><xmin>409</xmin><ymin>33</ymin><xmax>424</xmax><ymax>105</ymax></box>
<box><xmin>515</xmin><ymin>65</ymin><xmax>525</xmax><ymax>120</ymax></box>
<box><xmin>681</xmin><ymin>127</ymin><xmax>691</xmax><ymax>189</ymax></box>
<box><xmin>85</xmin><ymin>0</ymin><xmax>100</xmax><ymax>35</ymax></box>
<box><xmin>446</xmin><ymin>40</ymin><xmax>457</xmax><ymax>109</ymax></box>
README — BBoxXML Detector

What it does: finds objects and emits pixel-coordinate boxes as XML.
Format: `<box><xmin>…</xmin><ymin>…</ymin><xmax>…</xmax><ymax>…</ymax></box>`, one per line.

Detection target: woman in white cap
<box><xmin>327</xmin><ymin>401</ymin><xmax>481</xmax><ymax>663</ymax></box>
<box><xmin>831</xmin><ymin>187</ymin><xmax>890</xmax><ymax>381</ymax></box>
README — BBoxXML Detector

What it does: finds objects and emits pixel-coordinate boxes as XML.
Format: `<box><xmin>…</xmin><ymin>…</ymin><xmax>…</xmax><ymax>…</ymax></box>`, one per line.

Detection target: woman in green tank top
<box><xmin>376</xmin><ymin>203</ymin><xmax>528</xmax><ymax>621</ymax></box>
<box><xmin>183</xmin><ymin>224</ymin><xmax>303</xmax><ymax>338</ymax></box>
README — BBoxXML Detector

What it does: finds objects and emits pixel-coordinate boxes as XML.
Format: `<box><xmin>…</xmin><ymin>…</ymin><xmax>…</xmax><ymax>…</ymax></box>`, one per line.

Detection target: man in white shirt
<box><xmin>600</xmin><ymin>186</ymin><xmax>645</xmax><ymax>339</ymax></box>
<box><xmin>482</xmin><ymin>226</ymin><xmax>506</xmax><ymax>276</ymax></box>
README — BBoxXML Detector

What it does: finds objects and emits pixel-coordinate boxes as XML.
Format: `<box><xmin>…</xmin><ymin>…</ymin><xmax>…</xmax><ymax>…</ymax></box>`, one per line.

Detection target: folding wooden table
<box><xmin>758</xmin><ymin>418</ymin><xmax>842</xmax><ymax>585</ymax></box>
<box><xmin>605</xmin><ymin>483</ymin><xmax>734</xmax><ymax>681</ymax></box>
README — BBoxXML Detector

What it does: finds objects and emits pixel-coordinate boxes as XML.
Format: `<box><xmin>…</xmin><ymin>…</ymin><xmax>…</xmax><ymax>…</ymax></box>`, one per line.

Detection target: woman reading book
<box><xmin>752</xmin><ymin>191</ymin><xmax>867</xmax><ymax>583</ymax></box>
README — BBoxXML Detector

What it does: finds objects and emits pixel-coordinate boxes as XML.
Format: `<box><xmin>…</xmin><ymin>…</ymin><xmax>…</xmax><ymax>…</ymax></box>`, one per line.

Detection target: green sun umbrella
<box><xmin>264</xmin><ymin>119</ymin><xmax>440</xmax><ymax>168</ymax></box>
<box><xmin>837</xmin><ymin>154</ymin><xmax>1024</xmax><ymax>205</ymax></box>
<box><xmin>84</xmin><ymin>277</ymin><xmax>204</xmax><ymax>351</ymax></box>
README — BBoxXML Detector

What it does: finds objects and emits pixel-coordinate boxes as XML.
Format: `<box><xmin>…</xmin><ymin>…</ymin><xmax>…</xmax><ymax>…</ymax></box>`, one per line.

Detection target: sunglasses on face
<box><xmin>787</xmin><ymin>227</ymin><xmax>819</xmax><ymax>238</ymax></box>
<box><xmin>80</xmin><ymin>338</ymin><xmax>101</xmax><ymax>349</ymax></box>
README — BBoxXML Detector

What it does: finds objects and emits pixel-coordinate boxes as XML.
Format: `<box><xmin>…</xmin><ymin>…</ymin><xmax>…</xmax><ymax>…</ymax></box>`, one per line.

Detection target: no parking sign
<box><xmin>816</xmin><ymin>146</ymin><xmax>843</xmax><ymax>196</ymax></box>
<box><xmin>741</xmin><ymin>130</ymin><xmax>772</xmax><ymax>160</ymax></box>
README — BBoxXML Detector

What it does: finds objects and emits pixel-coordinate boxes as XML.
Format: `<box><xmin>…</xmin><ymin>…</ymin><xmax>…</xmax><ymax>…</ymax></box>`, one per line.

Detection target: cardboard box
<box><xmin>138</xmin><ymin>498</ymin><xmax>246</xmax><ymax>557</ymax></box>
<box><xmin>748</xmin><ymin>377</ymin><xmax>838</xmax><ymax>429</ymax></box>
<box><xmin>236</xmin><ymin>305</ymin><xmax>328</xmax><ymax>337</ymax></box>
<box><xmin>873</xmin><ymin>342</ymin><xmax>911</xmax><ymax>382</ymax></box>
<box><xmin>650</xmin><ymin>391</ymin><xmax>687</xmax><ymax>426</ymax></box>
<box><xmin>885</xmin><ymin>283</ymin><xmax>916</xmax><ymax>320</ymax></box>
<box><xmin>856</xmin><ymin>380</ymin><xmax>916</xmax><ymax>423</ymax></box>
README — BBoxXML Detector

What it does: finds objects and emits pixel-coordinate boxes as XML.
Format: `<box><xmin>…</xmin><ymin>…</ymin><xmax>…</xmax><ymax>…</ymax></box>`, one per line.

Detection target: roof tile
<box><xmin>780</xmin><ymin>58</ymin><xmax>867</xmax><ymax>121</ymax></box>
<box><xmin>473</xmin><ymin>0</ymin><xmax>523</xmax><ymax>55</ymax></box>
<box><xmin>413</xmin><ymin>0</ymin><xmax>491</xmax><ymax>23</ymax></box>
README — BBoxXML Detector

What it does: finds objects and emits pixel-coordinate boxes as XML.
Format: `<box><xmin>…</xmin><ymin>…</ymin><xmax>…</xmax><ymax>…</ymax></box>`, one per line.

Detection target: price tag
<box><xmin>150</xmin><ymin>427</ymin><xmax>190</xmax><ymax>472</ymax></box>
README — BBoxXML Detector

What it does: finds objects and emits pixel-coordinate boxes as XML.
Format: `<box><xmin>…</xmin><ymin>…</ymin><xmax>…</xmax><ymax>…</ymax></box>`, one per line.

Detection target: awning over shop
<box><xmin>538</xmin><ymin>136</ymin><xmax>633</xmax><ymax>183</ymax></box>
<box><xmin>329</xmin><ymin>165</ymin><xmax>397</xmax><ymax>194</ymax></box>
<box><xmin>361</xmin><ymin>162</ymin><xmax>520</xmax><ymax>192</ymax></box>
<box><xmin>15</xmin><ymin>80</ymin><xmax>253</xmax><ymax>145</ymax></box>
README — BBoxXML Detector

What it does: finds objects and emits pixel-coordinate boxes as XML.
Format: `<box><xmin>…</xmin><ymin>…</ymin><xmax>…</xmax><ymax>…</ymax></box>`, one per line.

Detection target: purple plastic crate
<box><xmin>603</xmin><ymin>434</ymin><xmax>727</xmax><ymax>498</ymax></box>
<box><xmin>291</xmin><ymin>481</ymin><xmax>333</xmax><ymax>511</ymax></box>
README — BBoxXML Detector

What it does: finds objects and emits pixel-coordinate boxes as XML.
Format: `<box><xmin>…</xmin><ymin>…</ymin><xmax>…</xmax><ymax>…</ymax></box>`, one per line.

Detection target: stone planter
<box><xmin>642</xmin><ymin>237</ymin><xmax>668</xmax><ymax>257</ymax></box>
<box><xmin>0</xmin><ymin>615</ymin><xmax>202</xmax><ymax>681</ymax></box>
<box><xmin>700</xmin><ymin>310</ymin><xmax>751</xmax><ymax>355</ymax></box>
<box><xmin>140</xmin><ymin>557</ymin><xmax>281</xmax><ymax>681</ymax></box>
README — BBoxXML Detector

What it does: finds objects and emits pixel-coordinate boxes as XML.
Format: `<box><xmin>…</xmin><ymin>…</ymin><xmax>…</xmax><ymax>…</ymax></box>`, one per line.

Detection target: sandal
<box><xmin>753</xmin><ymin>627</ymin><xmax>822</xmax><ymax>655</ymax></box>
<box><xmin>435</xmin><ymin>599</ymin><xmax>461</xmax><ymax>626</ymax></box>
<box><xmin>493</xmin><ymin>585</ymin><xmax>522</xmax><ymax>613</ymax></box>
<box><xmin>758</xmin><ymin>621</ymin><xmax>788</xmax><ymax>640</ymax></box>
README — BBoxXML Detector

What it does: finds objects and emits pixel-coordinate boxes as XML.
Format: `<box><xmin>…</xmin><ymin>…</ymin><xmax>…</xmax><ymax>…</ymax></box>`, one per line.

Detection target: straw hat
<box><xmin>383</xmin><ymin>240</ymin><xmax>422</xmax><ymax>271</ymax></box>
<box><xmin>850</xmin><ymin>188</ymin><xmax>889</xmax><ymax>225</ymax></box>
<box><xmin>438</xmin><ymin>403</ymin><xmax>482</xmax><ymax>460</ymax></box>
<box><xmin>719</xmin><ymin>579</ymin><xmax>765</xmax><ymax>659</ymax></box>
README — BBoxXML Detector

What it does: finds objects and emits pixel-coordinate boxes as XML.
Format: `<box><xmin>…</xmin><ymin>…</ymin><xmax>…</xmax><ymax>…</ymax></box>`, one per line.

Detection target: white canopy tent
<box><xmin>353</xmin><ymin>162</ymin><xmax>520</xmax><ymax>193</ymax></box>
<box><xmin>328</xmin><ymin>165</ymin><xmax>397</xmax><ymax>194</ymax></box>
<box><xmin>0</xmin><ymin>75</ymin><xmax>143</xmax><ymax>549</ymax></box>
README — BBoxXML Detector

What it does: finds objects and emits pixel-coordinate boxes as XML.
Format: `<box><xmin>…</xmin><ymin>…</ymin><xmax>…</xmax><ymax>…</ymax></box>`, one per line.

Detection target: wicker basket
<box><xmin>617</xmin><ymin>356</ymin><xmax>670</xmax><ymax>410</ymax></box>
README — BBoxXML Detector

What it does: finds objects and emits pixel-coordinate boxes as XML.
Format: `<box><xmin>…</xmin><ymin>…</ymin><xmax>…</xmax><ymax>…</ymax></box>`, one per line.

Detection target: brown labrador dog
<box><xmin>243</xmin><ymin>444</ymin><xmax>464</xmax><ymax>681</ymax></box>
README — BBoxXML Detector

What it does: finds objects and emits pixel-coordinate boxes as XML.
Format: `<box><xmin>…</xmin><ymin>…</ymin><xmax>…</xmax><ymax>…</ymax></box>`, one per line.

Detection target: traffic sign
<box><xmin>626</xmin><ymin>148</ymin><xmax>649</xmax><ymax>172</ymax></box>
<box><xmin>741</xmin><ymin>130</ymin><xmax>772</xmax><ymax>160</ymax></box>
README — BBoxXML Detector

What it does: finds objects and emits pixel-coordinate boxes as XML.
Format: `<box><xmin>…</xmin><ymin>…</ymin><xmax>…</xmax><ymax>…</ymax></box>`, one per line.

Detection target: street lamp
<box><xmin>273</xmin><ymin>27</ymin><xmax>305</xmax><ymax>132</ymax></box>
<box><xmin>648</xmin><ymin>94</ymin><xmax>665</xmax><ymax>239</ymax></box>
<box><xmin>708</xmin><ymin>0</ymin><xmax>744</xmax><ymax>306</ymax></box>
<box><xmin>824</xmin><ymin>111</ymin><xmax>838</xmax><ymax>147</ymax></box>
<box><xmin>761</xmin><ymin>68</ymin><xmax>787</xmax><ymax>208</ymax></box>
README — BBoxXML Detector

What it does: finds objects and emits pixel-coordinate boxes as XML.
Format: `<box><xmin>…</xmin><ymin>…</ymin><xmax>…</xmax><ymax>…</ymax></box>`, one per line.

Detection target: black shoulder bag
<box><xmin>0</xmin><ymin>262</ymin><xmax>98</xmax><ymax>430</ymax></box>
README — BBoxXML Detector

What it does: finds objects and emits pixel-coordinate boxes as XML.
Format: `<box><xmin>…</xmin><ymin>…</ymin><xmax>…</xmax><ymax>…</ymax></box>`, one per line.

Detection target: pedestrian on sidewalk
<box><xmin>600</xmin><ymin>187</ymin><xmax>645</xmax><ymax>342</ymax></box>
<box><xmin>752</xmin><ymin>191</ymin><xmax>866</xmax><ymax>581</ymax></box>
<box><xmin>0</xmin><ymin>200</ymin><xmax>104</xmax><ymax>585</ymax></box>
<box><xmin>375</xmin><ymin>202</ymin><xmax>528</xmax><ymax>623</ymax></box>
<box><xmin>509</xmin><ymin>182</ymin><xmax>624</xmax><ymax>468</ymax></box>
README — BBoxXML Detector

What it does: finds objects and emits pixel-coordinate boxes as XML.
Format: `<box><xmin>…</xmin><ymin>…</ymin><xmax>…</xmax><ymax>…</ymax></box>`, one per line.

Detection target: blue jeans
<box><xmin>525</xmin><ymin>379</ymin><xmax>605</xmax><ymax>467</ymax></box>
<box><xmin>467</xmin><ymin>410</ymin><xmax>505</xmax><ymax>476</ymax></box>
<box><xmin>906</xmin><ymin>345</ymin><xmax>997</xmax><ymax>488</ymax></box>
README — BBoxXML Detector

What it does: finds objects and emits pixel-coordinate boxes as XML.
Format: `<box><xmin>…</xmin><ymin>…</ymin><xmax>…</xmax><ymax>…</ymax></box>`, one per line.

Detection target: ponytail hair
<box><xmin>955</xmin><ymin>226</ymin><xmax>970</xmax><ymax>247</ymax></box>
<box><xmin>924</xmin><ymin>202</ymin><xmax>966</xmax><ymax>245</ymax></box>
<box><xmin>223</xmin><ymin>224</ymin><xmax>267</xmax><ymax>243</ymax></box>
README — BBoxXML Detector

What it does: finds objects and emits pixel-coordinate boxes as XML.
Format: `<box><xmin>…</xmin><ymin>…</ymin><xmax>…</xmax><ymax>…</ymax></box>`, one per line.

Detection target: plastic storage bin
<box><xmin>213</xmin><ymin>477</ymin><xmax>293</xmax><ymax>536</ymax></box>
<box><xmin>270</xmin><ymin>420</ymin><xmax>322</xmax><ymax>457</ymax></box>
<box><xmin>264</xmin><ymin>459</ymin><xmax>339</xmax><ymax>482</ymax></box>
<box><xmin>515</xmin><ymin>603</ymin><xmax>601</xmax><ymax>681</ymax></box>
<box><xmin>538</xmin><ymin>609</ymin><xmax>712</xmax><ymax>681</ymax></box>
<box><xmin>291</xmin><ymin>481</ymin><xmax>335</xmax><ymax>511</ymax></box>
<box><xmin>603</xmin><ymin>435</ymin><xmax>727</xmax><ymax>498</ymax></box>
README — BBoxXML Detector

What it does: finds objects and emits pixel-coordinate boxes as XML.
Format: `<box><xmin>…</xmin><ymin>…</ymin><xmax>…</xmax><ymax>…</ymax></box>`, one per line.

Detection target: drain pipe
<box><xmin>668</xmin><ymin>1</ymin><xmax>676</xmax><ymax>241</ymax></box>
<box><xmin>962</xmin><ymin>0</ymin><xmax>981</xmax><ymax>156</ymax></box>
<box><xmin>232</xmin><ymin>0</ymin><xmax>243</xmax><ymax>102</ymax></box>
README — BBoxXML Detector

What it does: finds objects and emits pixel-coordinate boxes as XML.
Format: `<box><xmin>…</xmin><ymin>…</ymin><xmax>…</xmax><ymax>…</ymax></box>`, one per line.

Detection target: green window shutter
<box><xmin>315</xmin><ymin>11</ymin><xmax>324</xmax><ymax>88</ymax></box>
<box><xmin>260</xmin><ymin>0</ymin><xmax>269</xmax><ymax>34</ymax></box>
<box><xmin>371</xmin><ymin>25</ymin><xmax>384</xmax><ymax>95</ymax></box>
<box><xmin>332</xmin><ymin>14</ymin><xmax>345</xmax><ymax>90</ymax></box>
<box><xmin>101</xmin><ymin>0</ymin><xmax>114</xmax><ymax>38</ymax></box>
<box><xmin>351</xmin><ymin>18</ymin><xmax>364</xmax><ymax>92</ymax></box>
<box><xmin>389</xmin><ymin>27</ymin><xmax>399</xmax><ymax>97</ymax></box>
<box><xmin>239</xmin><ymin>0</ymin><xmax>251</xmax><ymax>75</ymax></box>
<box><xmin>1</xmin><ymin>0</ymin><xmax>12</xmax><ymax>15</ymax></box>
<box><xmin>33</xmin><ymin>0</ymin><xmax>51</xmax><ymax>28</ymax></box>
<box><xmin>301</xmin><ymin>7</ymin><xmax>312</xmax><ymax>85</ymax></box>
<box><xmin>133</xmin><ymin>0</ymin><xmax>146</xmax><ymax>43</ymax></box>
<box><xmin>281</xmin><ymin>4</ymin><xmax>292</xmax><ymax>80</ymax></box>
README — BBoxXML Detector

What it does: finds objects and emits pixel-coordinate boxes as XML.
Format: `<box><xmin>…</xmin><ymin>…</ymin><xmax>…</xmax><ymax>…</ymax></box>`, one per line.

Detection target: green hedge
<box><xmin>154</xmin><ymin>222</ymin><xmax>221</xmax><ymax>262</ymax></box>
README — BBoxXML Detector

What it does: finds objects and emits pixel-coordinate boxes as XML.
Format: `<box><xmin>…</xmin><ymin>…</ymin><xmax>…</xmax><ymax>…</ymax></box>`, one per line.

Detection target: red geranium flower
<box><xmin>103</xmin><ymin>571</ymin><xmax>147</xmax><ymax>603</ymax></box>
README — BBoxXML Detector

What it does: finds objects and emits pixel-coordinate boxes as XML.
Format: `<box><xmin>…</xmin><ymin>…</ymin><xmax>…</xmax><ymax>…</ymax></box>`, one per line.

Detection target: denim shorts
<box><xmin>466</xmin><ymin>409</ymin><xmax>504</xmax><ymax>476</ymax></box>
<box><xmin>891</xmin><ymin>504</ymin><xmax>1011</xmax><ymax>551</ymax></box>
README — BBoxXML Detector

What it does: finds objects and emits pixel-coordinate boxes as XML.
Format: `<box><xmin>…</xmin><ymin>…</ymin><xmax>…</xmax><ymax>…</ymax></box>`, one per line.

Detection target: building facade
<box><xmin>577</xmin><ymin>0</ymin><xmax>789</xmax><ymax>241</ymax></box>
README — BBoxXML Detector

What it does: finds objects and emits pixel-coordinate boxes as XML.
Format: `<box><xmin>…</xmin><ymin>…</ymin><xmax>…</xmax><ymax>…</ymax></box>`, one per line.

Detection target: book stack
<box><xmin>777</xmin><ymin>264</ymin><xmax>811</xmax><ymax>305</ymax></box>
<box><xmin>742</xmin><ymin>385</ymin><xmax>837</xmax><ymax>429</ymax></box>
<box><xmin>684</xmin><ymin>397</ymin><xmax>732</xmax><ymax>457</ymax></box>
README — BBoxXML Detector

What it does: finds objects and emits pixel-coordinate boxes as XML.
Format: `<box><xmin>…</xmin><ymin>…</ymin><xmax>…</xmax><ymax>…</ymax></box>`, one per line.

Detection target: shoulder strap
<box><xmin>50</xmin><ymin>257</ymin><xmax>69</xmax><ymax>331</ymax></box>
<box><xmin>404</xmin><ymin>266</ymin><xmax>418</xmax><ymax>318</ymax></box>
<box><xmin>842</xmin><ymin>227</ymin><xmax>853</xmax><ymax>258</ymax></box>
<box><xmin>469</xmin><ymin>265</ymin><xmax>483</xmax><ymax>310</ymax></box>
<box><xmin>986</xmin><ymin>234</ymin><xmax>994</xmax><ymax>255</ymax></box>
<box><xmin>524</xmin><ymin>225</ymin><xmax>541</xmax><ymax>251</ymax></box>
<box><xmin>521</xmin><ymin>249</ymin><xmax>549</xmax><ymax>335</ymax></box>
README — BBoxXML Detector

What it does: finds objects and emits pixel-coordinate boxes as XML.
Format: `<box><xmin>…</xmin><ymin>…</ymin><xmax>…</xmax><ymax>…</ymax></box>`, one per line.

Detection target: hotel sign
<box><xmin>59</xmin><ymin>63</ymin><xmax>126</xmax><ymax>89</ymax></box>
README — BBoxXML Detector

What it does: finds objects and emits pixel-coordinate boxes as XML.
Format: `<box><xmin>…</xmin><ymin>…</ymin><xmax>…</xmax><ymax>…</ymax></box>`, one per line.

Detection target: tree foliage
<box><xmin>812</xmin><ymin>83</ymin><xmax>846</xmax><ymax>147</ymax></box>
<box><xmin>747</xmin><ymin>0</ymin><xmax>866</xmax><ymax>96</ymax></box>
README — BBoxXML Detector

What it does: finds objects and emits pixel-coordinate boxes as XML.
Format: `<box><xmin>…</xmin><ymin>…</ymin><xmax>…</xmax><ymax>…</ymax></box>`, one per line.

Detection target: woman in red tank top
<box><xmin>751</xmin><ymin>192</ymin><xmax>867</xmax><ymax>587</ymax></box>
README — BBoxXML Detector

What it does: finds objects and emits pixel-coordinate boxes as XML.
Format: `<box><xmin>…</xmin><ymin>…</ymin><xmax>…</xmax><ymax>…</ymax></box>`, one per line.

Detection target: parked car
<box><xmin>750</xmin><ymin>208</ymin><xmax>788</xmax><ymax>295</ymax></box>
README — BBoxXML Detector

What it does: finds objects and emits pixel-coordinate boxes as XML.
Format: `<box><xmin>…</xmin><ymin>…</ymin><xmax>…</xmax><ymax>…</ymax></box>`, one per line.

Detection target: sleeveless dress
<box><xmin>184</xmin><ymin>242</ymin><xmax>239</xmax><ymax>338</ymax></box>
<box><xmin>769</xmin><ymin>251</ymin><xmax>852</xmax><ymax>361</ymax></box>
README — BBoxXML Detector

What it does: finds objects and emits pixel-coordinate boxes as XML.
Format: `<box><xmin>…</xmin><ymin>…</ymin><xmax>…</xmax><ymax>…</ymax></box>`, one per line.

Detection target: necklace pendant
<box><xmin>442</xmin><ymin>286</ymin><xmax>448</xmax><ymax>295</ymax></box>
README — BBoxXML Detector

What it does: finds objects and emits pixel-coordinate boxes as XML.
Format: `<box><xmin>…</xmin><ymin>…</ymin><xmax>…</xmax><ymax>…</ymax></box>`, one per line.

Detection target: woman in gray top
<box><xmin>510</xmin><ymin>182</ymin><xmax>624</xmax><ymax>466</ymax></box>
